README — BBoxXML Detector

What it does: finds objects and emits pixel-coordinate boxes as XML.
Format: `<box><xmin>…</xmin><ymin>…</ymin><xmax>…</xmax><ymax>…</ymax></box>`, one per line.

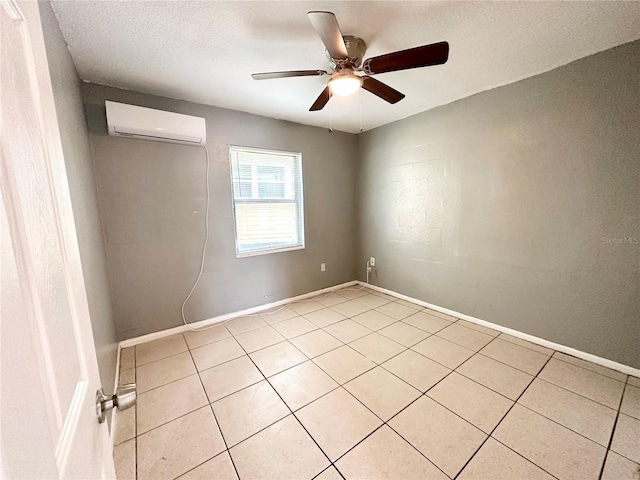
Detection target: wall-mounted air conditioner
<box><xmin>105</xmin><ymin>101</ymin><xmax>206</xmax><ymax>146</ymax></box>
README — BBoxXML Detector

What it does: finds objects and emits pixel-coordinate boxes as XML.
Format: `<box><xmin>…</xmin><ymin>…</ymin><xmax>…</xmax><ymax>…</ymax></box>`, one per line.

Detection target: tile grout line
<box><xmin>450</xmin><ymin>347</ymin><xmax>623</xmax><ymax>412</ymax></box>
<box><xmin>132</xmin><ymin>337</ymin><xmax>241</xmax><ymax>480</ymax></box>
<box><xmin>522</xmin><ymin>346</ymin><xmax>622</xmax><ymax>464</ymax></box>
<box><xmin>230</xmin><ymin>332</ymin><xmax>339</xmax><ymax>479</ymax></box>
<box><xmin>450</xmin><ymin>353</ymin><xmax>558</xmax><ymax>480</ymax></box>
<box><xmin>173</xmin><ymin>450</ymin><xmax>234</xmax><ymax>480</ymax></box>
<box><xmin>184</xmin><ymin>326</ymin><xmax>234</xmax><ymax>349</ymax></box>
<box><xmin>128</xmin><ymin>292</ymin><xmax>633</xmax><ymax>480</ymax></box>
<box><xmin>134</xmin><ymin>352</ymin><xmax>197</xmax><ymax>394</ymax></box>
<box><xmin>451</xmin><ymin>351</ymin><xmax>530</xmax><ymax>401</ymax></box>
<box><xmin>382</xmin><ymin>349</ymin><xmax>488</xmax><ymax>455</ymax></box>
<box><xmin>133</xmin><ymin>392</ymin><xmax>241</xmax><ymax>445</ymax></box>
<box><xmin>219</xmin><ymin>328</ymin><xmax>349</xmax><ymax>392</ymax></box>
<box><xmin>126</xmin><ymin>298</ymin><xmax>433</xmax><ymax>477</ymax></box>
<box><xmin>135</xmin><ymin>369</ymin><xmax>211</xmax><ymax>398</ymax></box>
<box><xmin>306</xmin><ymin>325</ymin><xmax>506</xmax><ymax>432</ymax></box>
<box><xmin>130</xmin><ymin>311</ymin><xmax>537</xmax><ymax>443</ymax></box>
<box><xmin>242</xmin><ymin>330</ymin><xmax>343</xmax><ymax>379</ymax></box>
<box><xmin>343</xmin><ymin>344</ymin><xmax>427</xmax><ymax>389</ymax></box>
<box><xmin>597</xmin><ymin>380</ymin><xmax>629</xmax><ymax>480</ymax></box>
<box><xmin>203</xmin><ymin>374</ymin><xmax>265</xmax><ymax>405</ymax></box>
<box><xmin>331</xmin><ymin>357</ymin><xmax>461</xmax><ymax>478</ymax></box>
<box><xmin>134</xmin><ymin>346</ymin><xmax>191</xmax><ymax>368</ymax></box>
<box><xmin>294</xmin><ymin>356</ymin><xmax>451</xmax><ymax>479</ymax></box>
<box><xmin>202</xmin><ymin>336</ymin><xmax>350</xmax><ymax>409</ymax></box>
<box><xmin>204</xmin><ymin>408</ymin><xmax>242</xmax><ymax>480</ymax></box>
<box><xmin>347</xmin><ymin>330</ymin><xmax>406</xmax><ymax>356</ymax></box>
<box><xmin>311</xmin><ymin>465</ymin><xmax>346</xmax><ymax>480</ymax></box>
<box><xmin>320</xmin><ymin>323</ymin><xmax>374</xmax><ymax>344</ymax></box>
<box><xmin>341</xmin><ymin>421</ymin><xmax>449</xmax><ymax>479</ymax></box>
<box><xmin>513</xmin><ymin>402</ymin><xmax>614</xmax><ymax>450</ymax></box>
<box><xmin>550</xmin><ymin>352</ymin><xmax>629</xmax><ymax>383</ymax></box>
<box><xmin>188</xmin><ymin>340</ymin><xmax>244</xmax><ymax>480</ymax></box>
<box><xmin>301</xmin><ymin>328</ymin><xmax>478</xmax><ymax>476</ymax></box>
<box><xmin>350</xmin><ymin>327</ymin><xmax>628</xmax><ymax>478</ymax></box>
<box><xmin>224</xmin><ymin>288</ymin><xmax>354</xmax><ymax>324</ymax></box>
<box><xmin>489</xmin><ymin>436</ymin><xmax>561</xmax><ymax>480</ymax></box>
<box><xmin>289</xmin><ymin>337</ymin><xmax>349</xmax><ymax>362</ymax></box>
<box><xmin>453</xmin><ymin>319</ymin><xmax>501</xmax><ymax>338</ymax></box>
<box><xmin>496</xmin><ymin>333</ymin><xmax>554</xmax><ymax>354</ymax></box>
<box><xmin>136</xmin><ymin>324</ymin><xmax>325</xmax><ymax>381</ymax></box>
<box><xmin>605</xmin><ymin>426</ymin><xmax>640</xmax><ymax>464</ymax></box>
<box><xmin>450</xmin><ymin>318</ymin><xmax>629</xmax><ymax>382</ymax></box>
<box><xmin>527</xmin><ymin>375</ymin><xmax>622</xmax><ymax>411</ymax></box>
<box><xmin>443</xmin><ymin>323</ymin><xmax>616</xmax><ymax>447</ymax></box>
<box><xmin>438</xmin><ymin>323</ymin><xmax>497</xmax><ymax>348</ymax></box>
<box><xmin>225</xmin><ymin>315</ymin><xmax>446</xmax><ymax>478</ymax></box>
<box><xmin>474</xmin><ymin>350</ymin><xmax>547</xmax><ymax>376</ymax></box>
<box><xmin>269</xmin><ymin>316</ymin><xmax>323</xmax><ymax>340</ymax></box>
<box><xmin>449</xmin><ymin>354</ymin><xmax>618</xmax><ymax>415</ymax></box>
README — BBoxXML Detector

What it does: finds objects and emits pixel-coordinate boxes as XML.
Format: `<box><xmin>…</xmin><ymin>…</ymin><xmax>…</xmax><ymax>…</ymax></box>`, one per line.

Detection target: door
<box><xmin>0</xmin><ymin>1</ymin><xmax>116</xmax><ymax>478</ymax></box>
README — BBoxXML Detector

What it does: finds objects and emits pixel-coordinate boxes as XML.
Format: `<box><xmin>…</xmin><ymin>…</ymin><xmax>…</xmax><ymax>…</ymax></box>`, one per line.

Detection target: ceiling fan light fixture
<box><xmin>329</xmin><ymin>72</ymin><xmax>362</xmax><ymax>96</ymax></box>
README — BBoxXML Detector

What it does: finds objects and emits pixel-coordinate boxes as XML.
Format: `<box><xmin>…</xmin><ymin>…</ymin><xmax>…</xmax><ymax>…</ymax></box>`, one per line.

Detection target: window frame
<box><xmin>228</xmin><ymin>145</ymin><xmax>305</xmax><ymax>258</ymax></box>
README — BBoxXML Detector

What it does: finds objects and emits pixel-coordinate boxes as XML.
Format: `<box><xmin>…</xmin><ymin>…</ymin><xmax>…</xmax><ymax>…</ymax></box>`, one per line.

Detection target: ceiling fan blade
<box><xmin>361</xmin><ymin>76</ymin><xmax>405</xmax><ymax>104</ymax></box>
<box><xmin>307</xmin><ymin>11</ymin><xmax>348</xmax><ymax>60</ymax></box>
<box><xmin>252</xmin><ymin>70</ymin><xmax>327</xmax><ymax>80</ymax></box>
<box><xmin>363</xmin><ymin>41</ymin><xmax>449</xmax><ymax>75</ymax></box>
<box><xmin>309</xmin><ymin>86</ymin><xmax>331</xmax><ymax>111</ymax></box>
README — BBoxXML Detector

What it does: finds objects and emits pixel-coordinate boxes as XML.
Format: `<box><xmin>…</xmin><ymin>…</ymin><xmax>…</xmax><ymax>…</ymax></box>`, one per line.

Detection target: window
<box><xmin>229</xmin><ymin>146</ymin><xmax>304</xmax><ymax>257</ymax></box>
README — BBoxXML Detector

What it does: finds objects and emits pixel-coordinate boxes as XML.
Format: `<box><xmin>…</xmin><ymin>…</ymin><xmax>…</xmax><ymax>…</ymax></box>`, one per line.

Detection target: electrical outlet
<box><xmin>320</xmin><ymin>263</ymin><xmax>326</xmax><ymax>272</ymax></box>
<box><xmin>369</xmin><ymin>257</ymin><xmax>376</xmax><ymax>267</ymax></box>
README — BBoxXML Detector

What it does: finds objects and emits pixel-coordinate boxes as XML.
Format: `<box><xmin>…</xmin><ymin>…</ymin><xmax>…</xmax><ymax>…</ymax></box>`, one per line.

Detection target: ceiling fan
<box><xmin>251</xmin><ymin>11</ymin><xmax>449</xmax><ymax>112</ymax></box>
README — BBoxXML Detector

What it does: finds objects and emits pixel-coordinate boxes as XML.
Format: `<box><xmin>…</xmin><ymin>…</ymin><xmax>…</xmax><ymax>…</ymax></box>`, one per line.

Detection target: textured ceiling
<box><xmin>51</xmin><ymin>1</ymin><xmax>640</xmax><ymax>133</ymax></box>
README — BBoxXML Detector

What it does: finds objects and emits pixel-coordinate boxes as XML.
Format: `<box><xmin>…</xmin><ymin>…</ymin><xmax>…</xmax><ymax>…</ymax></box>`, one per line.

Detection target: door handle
<box><xmin>96</xmin><ymin>383</ymin><xmax>136</xmax><ymax>423</ymax></box>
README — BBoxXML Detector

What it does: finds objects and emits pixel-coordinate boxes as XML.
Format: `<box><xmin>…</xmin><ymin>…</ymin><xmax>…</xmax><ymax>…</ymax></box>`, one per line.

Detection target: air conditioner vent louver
<box><xmin>105</xmin><ymin>101</ymin><xmax>206</xmax><ymax>146</ymax></box>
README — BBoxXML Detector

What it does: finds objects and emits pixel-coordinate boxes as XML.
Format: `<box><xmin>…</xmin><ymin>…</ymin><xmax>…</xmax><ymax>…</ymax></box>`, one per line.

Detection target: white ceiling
<box><xmin>51</xmin><ymin>1</ymin><xmax>640</xmax><ymax>133</ymax></box>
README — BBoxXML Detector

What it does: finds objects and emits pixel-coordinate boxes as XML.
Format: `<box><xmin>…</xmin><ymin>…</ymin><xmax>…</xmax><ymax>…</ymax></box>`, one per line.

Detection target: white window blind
<box><xmin>229</xmin><ymin>146</ymin><xmax>305</xmax><ymax>257</ymax></box>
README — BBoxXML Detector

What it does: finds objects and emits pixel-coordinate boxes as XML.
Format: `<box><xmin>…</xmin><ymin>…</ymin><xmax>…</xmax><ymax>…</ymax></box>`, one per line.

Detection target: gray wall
<box><xmin>82</xmin><ymin>84</ymin><xmax>359</xmax><ymax>339</ymax></box>
<box><xmin>358</xmin><ymin>41</ymin><xmax>640</xmax><ymax>368</ymax></box>
<box><xmin>39</xmin><ymin>2</ymin><xmax>119</xmax><ymax>390</ymax></box>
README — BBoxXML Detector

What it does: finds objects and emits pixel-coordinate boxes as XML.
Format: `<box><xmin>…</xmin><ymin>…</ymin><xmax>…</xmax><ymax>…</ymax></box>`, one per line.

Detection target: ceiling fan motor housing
<box><xmin>327</xmin><ymin>35</ymin><xmax>367</xmax><ymax>70</ymax></box>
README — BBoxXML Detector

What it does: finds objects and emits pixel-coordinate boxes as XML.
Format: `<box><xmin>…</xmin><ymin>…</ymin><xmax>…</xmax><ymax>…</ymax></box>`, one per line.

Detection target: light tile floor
<box><xmin>114</xmin><ymin>287</ymin><xmax>640</xmax><ymax>480</ymax></box>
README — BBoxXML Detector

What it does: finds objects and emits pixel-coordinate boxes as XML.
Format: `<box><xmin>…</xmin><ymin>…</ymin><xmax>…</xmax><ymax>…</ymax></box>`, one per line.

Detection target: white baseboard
<box><xmin>119</xmin><ymin>280</ymin><xmax>359</xmax><ymax>348</ymax></box>
<box><xmin>361</xmin><ymin>282</ymin><xmax>640</xmax><ymax>378</ymax></box>
<box><xmin>116</xmin><ymin>278</ymin><xmax>639</xmax><ymax>378</ymax></box>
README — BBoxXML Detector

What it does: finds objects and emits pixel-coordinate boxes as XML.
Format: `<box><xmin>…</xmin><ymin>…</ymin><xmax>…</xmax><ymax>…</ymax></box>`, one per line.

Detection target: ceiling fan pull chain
<box><xmin>329</xmin><ymin>96</ymin><xmax>333</xmax><ymax>132</ymax></box>
<box><xmin>359</xmin><ymin>88</ymin><xmax>363</xmax><ymax>133</ymax></box>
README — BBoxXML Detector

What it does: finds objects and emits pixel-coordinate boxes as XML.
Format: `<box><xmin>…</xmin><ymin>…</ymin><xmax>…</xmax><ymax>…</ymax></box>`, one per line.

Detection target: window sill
<box><xmin>236</xmin><ymin>245</ymin><xmax>305</xmax><ymax>258</ymax></box>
